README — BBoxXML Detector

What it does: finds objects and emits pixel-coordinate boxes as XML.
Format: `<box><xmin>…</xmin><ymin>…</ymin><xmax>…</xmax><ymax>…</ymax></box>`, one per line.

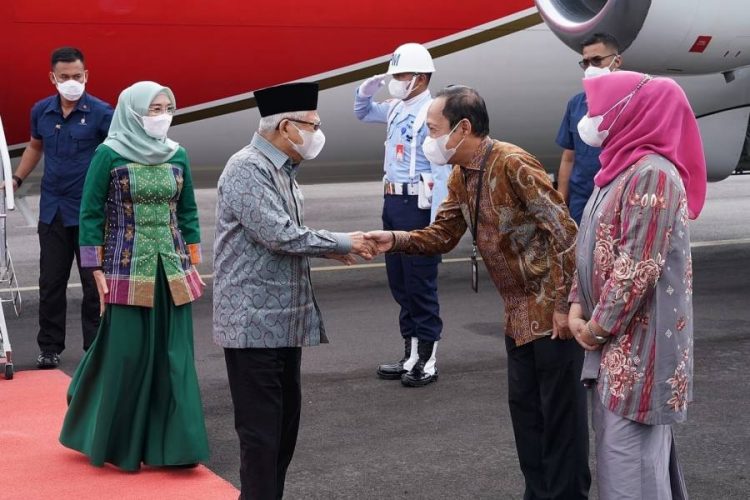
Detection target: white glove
<box><xmin>358</xmin><ymin>74</ymin><xmax>387</xmax><ymax>97</ymax></box>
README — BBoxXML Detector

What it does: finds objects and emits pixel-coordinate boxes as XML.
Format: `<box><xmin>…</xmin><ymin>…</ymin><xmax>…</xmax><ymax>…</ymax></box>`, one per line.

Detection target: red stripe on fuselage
<box><xmin>1</xmin><ymin>0</ymin><xmax>533</xmax><ymax>145</ymax></box>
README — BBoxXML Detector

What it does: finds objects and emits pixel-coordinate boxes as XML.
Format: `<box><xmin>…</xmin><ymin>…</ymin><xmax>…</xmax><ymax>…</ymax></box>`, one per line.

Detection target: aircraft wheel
<box><xmin>4</xmin><ymin>363</ymin><xmax>12</xmax><ymax>380</ymax></box>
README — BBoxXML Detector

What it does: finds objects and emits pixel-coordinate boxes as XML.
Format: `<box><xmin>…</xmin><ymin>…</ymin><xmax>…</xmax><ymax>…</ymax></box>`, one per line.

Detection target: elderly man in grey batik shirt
<box><xmin>213</xmin><ymin>82</ymin><xmax>375</xmax><ymax>500</ymax></box>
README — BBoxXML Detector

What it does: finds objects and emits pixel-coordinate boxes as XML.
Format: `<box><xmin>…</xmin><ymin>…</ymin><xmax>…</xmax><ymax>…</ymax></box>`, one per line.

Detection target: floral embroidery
<box><xmin>678</xmin><ymin>197</ymin><xmax>689</xmax><ymax>226</ymax></box>
<box><xmin>632</xmin><ymin>257</ymin><xmax>662</xmax><ymax>294</ymax></box>
<box><xmin>684</xmin><ymin>255</ymin><xmax>693</xmax><ymax>295</ymax></box>
<box><xmin>633</xmin><ymin>314</ymin><xmax>649</xmax><ymax>326</ymax></box>
<box><xmin>594</xmin><ymin>223</ymin><xmax>617</xmax><ymax>275</ymax></box>
<box><xmin>606</xmin><ymin>248</ymin><xmax>663</xmax><ymax>306</ymax></box>
<box><xmin>602</xmin><ymin>338</ymin><xmax>644</xmax><ymax>399</ymax></box>
<box><xmin>628</xmin><ymin>191</ymin><xmax>667</xmax><ymax>210</ymax></box>
<box><xmin>666</xmin><ymin>348</ymin><xmax>690</xmax><ymax>412</ymax></box>
<box><xmin>612</xmin><ymin>251</ymin><xmax>634</xmax><ymax>283</ymax></box>
<box><xmin>676</xmin><ymin>316</ymin><xmax>686</xmax><ymax>331</ymax></box>
<box><xmin>120</xmin><ymin>248</ymin><xmax>131</xmax><ymax>267</ymax></box>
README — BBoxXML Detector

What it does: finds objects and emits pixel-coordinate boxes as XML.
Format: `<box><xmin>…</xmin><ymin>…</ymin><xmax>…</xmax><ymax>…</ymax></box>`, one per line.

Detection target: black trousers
<box><xmin>505</xmin><ymin>335</ymin><xmax>591</xmax><ymax>500</ymax></box>
<box><xmin>37</xmin><ymin>212</ymin><xmax>99</xmax><ymax>354</ymax></box>
<box><xmin>224</xmin><ymin>347</ymin><xmax>302</xmax><ymax>500</ymax></box>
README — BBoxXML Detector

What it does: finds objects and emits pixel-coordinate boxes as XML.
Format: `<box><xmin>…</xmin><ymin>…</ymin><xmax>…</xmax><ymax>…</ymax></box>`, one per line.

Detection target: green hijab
<box><xmin>103</xmin><ymin>81</ymin><xmax>180</xmax><ymax>165</ymax></box>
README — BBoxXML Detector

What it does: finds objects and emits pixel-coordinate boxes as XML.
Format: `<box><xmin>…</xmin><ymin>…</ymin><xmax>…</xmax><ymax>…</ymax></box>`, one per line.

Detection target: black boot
<box><xmin>401</xmin><ymin>339</ymin><xmax>438</xmax><ymax>387</ymax></box>
<box><xmin>377</xmin><ymin>337</ymin><xmax>415</xmax><ymax>380</ymax></box>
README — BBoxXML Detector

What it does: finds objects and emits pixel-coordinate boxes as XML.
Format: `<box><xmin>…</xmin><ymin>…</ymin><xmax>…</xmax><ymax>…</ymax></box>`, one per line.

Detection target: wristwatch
<box><xmin>586</xmin><ymin>322</ymin><xmax>609</xmax><ymax>344</ymax></box>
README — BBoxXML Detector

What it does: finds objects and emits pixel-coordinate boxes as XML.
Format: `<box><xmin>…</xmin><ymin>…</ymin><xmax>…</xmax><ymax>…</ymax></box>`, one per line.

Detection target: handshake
<box><xmin>325</xmin><ymin>231</ymin><xmax>397</xmax><ymax>265</ymax></box>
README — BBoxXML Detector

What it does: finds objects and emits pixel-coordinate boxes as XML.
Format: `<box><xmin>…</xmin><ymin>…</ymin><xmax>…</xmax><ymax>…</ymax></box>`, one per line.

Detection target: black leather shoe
<box><xmin>37</xmin><ymin>352</ymin><xmax>60</xmax><ymax>369</ymax></box>
<box><xmin>401</xmin><ymin>366</ymin><xmax>438</xmax><ymax>387</ymax></box>
<box><xmin>401</xmin><ymin>339</ymin><xmax>438</xmax><ymax>387</ymax></box>
<box><xmin>377</xmin><ymin>337</ymin><xmax>412</xmax><ymax>380</ymax></box>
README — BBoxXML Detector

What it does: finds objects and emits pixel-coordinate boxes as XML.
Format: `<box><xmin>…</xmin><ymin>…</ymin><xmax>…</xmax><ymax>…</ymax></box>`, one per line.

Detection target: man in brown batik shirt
<box><xmin>367</xmin><ymin>86</ymin><xmax>590</xmax><ymax>499</ymax></box>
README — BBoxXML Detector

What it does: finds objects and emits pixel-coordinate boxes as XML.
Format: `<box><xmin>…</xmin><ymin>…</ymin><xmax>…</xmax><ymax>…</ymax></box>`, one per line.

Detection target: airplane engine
<box><xmin>697</xmin><ymin>107</ymin><xmax>750</xmax><ymax>181</ymax></box>
<box><xmin>535</xmin><ymin>0</ymin><xmax>750</xmax><ymax>180</ymax></box>
<box><xmin>535</xmin><ymin>0</ymin><xmax>750</xmax><ymax>75</ymax></box>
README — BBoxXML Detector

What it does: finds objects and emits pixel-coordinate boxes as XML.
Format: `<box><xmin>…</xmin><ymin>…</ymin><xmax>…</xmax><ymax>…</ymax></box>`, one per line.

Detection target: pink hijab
<box><xmin>582</xmin><ymin>71</ymin><xmax>707</xmax><ymax>219</ymax></box>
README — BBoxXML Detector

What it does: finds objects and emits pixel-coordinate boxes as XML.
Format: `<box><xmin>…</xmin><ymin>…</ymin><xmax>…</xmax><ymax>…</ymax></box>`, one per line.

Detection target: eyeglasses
<box><xmin>578</xmin><ymin>53</ymin><xmax>618</xmax><ymax>69</ymax></box>
<box><xmin>147</xmin><ymin>105</ymin><xmax>175</xmax><ymax>115</ymax></box>
<box><xmin>287</xmin><ymin>118</ymin><xmax>322</xmax><ymax>131</ymax></box>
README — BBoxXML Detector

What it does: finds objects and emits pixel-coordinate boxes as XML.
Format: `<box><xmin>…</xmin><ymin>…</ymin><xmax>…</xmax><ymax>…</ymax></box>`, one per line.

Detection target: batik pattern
<box><xmin>393</xmin><ymin>139</ymin><xmax>578</xmax><ymax>346</ymax></box>
<box><xmin>79</xmin><ymin>146</ymin><xmax>202</xmax><ymax>307</ymax></box>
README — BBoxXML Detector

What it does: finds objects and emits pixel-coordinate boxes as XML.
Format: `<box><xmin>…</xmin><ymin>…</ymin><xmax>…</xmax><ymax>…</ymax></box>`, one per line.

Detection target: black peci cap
<box><xmin>254</xmin><ymin>82</ymin><xmax>319</xmax><ymax>117</ymax></box>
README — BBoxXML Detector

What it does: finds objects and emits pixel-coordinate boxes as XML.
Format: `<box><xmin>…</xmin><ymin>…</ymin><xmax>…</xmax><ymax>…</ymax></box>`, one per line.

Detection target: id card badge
<box><xmin>396</xmin><ymin>144</ymin><xmax>405</xmax><ymax>162</ymax></box>
<box><xmin>471</xmin><ymin>245</ymin><xmax>479</xmax><ymax>293</ymax></box>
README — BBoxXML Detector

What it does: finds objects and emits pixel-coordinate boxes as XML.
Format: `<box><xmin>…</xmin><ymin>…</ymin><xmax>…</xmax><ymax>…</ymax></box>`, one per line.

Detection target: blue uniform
<box><xmin>556</xmin><ymin>92</ymin><xmax>601</xmax><ymax>224</ymax></box>
<box><xmin>354</xmin><ymin>89</ymin><xmax>448</xmax><ymax>342</ymax></box>
<box><xmin>30</xmin><ymin>92</ymin><xmax>112</xmax><ymax>357</ymax></box>
<box><xmin>31</xmin><ymin>92</ymin><xmax>113</xmax><ymax>226</ymax></box>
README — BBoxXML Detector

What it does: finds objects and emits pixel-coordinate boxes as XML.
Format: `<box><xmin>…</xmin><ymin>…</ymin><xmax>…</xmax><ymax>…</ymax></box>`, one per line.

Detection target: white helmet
<box><xmin>387</xmin><ymin>43</ymin><xmax>435</xmax><ymax>75</ymax></box>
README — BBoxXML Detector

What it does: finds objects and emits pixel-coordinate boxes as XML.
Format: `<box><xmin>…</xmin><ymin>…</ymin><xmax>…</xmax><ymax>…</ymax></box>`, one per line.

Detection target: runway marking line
<box><xmin>12</xmin><ymin>237</ymin><xmax>750</xmax><ymax>292</ymax></box>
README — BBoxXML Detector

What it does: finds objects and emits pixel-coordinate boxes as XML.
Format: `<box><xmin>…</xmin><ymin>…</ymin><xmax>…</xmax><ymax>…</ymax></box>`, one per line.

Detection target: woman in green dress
<box><xmin>59</xmin><ymin>81</ymin><xmax>209</xmax><ymax>471</ymax></box>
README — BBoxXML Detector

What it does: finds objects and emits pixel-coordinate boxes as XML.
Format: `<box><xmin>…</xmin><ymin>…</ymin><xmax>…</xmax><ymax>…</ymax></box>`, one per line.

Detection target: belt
<box><xmin>384</xmin><ymin>180</ymin><xmax>418</xmax><ymax>195</ymax></box>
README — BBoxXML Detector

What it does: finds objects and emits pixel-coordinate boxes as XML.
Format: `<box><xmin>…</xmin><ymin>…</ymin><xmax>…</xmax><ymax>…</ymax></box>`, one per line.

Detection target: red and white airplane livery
<box><xmin>2</xmin><ymin>0</ymin><xmax>749</xmax><ymax>181</ymax></box>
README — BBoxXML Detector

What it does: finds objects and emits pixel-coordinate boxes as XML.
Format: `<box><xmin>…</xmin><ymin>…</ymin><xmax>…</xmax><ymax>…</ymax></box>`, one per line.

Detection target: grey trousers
<box><xmin>592</xmin><ymin>392</ymin><xmax>688</xmax><ymax>500</ymax></box>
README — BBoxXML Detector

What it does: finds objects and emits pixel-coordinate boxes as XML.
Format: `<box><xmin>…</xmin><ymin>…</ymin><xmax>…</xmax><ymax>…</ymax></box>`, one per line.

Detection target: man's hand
<box><xmin>364</xmin><ymin>230</ymin><xmax>395</xmax><ymax>255</ymax></box>
<box><xmin>324</xmin><ymin>253</ymin><xmax>357</xmax><ymax>265</ymax></box>
<box><xmin>92</xmin><ymin>269</ymin><xmax>109</xmax><ymax>316</ymax></box>
<box><xmin>358</xmin><ymin>74</ymin><xmax>387</xmax><ymax>98</ymax></box>
<box><xmin>348</xmin><ymin>232</ymin><xmax>376</xmax><ymax>260</ymax></box>
<box><xmin>552</xmin><ymin>311</ymin><xmax>572</xmax><ymax>340</ymax></box>
<box><xmin>0</xmin><ymin>178</ymin><xmax>19</xmax><ymax>191</ymax></box>
<box><xmin>557</xmin><ymin>149</ymin><xmax>574</xmax><ymax>204</ymax></box>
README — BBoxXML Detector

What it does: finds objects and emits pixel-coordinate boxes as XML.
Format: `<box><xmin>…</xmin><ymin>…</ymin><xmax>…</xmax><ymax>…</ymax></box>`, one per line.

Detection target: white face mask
<box><xmin>142</xmin><ymin>113</ymin><xmax>173</xmax><ymax>140</ymax></box>
<box><xmin>131</xmin><ymin>108</ymin><xmax>173</xmax><ymax>140</ymax></box>
<box><xmin>54</xmin><ymin>76</ymin><xmax>86</xmax><ymax>101</ymax></box>
<box><xmin>583</xmin><ymin>56</ymin><xmax>617</xmax><ymax>79</ymax></box>
<box><xmin>422</xmin><ymin>121</ymin><xmax>464</xmax><ymax>165</ymax></box>
<box><xmin>388</xmin><ymin>76</ymin><xmax>415</xmax><ymax>100</ymax></box>
<box><xmin>288</xmin><ymin>123</ymin><xmax>326</xmax><ymax>160</ymax></box>
<box><xmin>584</xmin><ymin>65</ymin><xmax>611</xmax><ymax>79</ymax></box>
<box><xmin>577</xmin><ymin>92</ymin><xmax>634</xmax><ymax>148</ymax></box>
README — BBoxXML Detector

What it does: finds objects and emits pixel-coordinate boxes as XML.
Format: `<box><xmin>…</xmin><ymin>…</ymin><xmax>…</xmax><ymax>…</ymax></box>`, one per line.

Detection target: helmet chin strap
<box><xmin>404</xmin><ymin>75</ymin><xmax>419</xmax><ymax>100</ymax></box>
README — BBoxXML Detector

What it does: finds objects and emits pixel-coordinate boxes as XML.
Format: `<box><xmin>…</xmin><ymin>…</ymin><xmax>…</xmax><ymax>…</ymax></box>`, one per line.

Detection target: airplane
<box><xmin>1</xmin><ymin>0</ymin><xmax>749</xmax><ymax>185</ymax></box>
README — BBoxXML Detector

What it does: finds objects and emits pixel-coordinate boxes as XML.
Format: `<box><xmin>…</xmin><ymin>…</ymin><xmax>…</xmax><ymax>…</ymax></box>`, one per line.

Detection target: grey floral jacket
<box><xmin>571</xmin><ymin>155</ymin><xmax>694</xmax><ymax>425</ymax></box>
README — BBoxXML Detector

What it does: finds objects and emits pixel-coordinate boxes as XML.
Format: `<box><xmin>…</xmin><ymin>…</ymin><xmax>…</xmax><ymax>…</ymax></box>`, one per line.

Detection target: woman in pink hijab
<box><xmin>568</xmin><ymin>70</ymin><xmax>706</xmax><ymax>500</ymax></box>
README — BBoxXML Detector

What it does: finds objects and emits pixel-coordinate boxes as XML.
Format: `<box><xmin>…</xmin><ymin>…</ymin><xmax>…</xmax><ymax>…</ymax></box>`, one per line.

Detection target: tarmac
<box><xmin>1</xmin><ymin>174</ymin><xmax>749</xmax><ymax>499</ymax></box>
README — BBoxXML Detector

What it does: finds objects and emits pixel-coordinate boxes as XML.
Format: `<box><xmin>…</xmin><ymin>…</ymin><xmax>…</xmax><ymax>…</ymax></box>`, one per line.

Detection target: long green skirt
<box><xmin>59</xmin><ymin>266</ymin><xmax>209</xmax><ymax>471</ymax></box>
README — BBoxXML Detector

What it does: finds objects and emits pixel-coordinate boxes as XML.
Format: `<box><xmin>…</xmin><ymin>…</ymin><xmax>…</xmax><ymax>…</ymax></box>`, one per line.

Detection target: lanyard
<box><xmin>464</xmin><ymin>142</ymin><xmax>495</xmax><ymax>293</ymax></box>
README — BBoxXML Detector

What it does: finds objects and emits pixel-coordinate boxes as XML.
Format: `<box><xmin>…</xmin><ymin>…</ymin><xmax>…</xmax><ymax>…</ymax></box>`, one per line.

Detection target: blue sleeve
<box><xmin>353</xmin><ymin>89</ymin><xmax>391</xmax><ymax>124</ymax></box>
<box><xmin>555</xmin><ymin>98</ymin><xmax>575</xmax><ymax>150</ymax></box>
<box><xmin>430</xmin><ymin>163</ymin><xmax>452</xmax><ymax>222</ymax></box>
<box><xmin>99</xmin><ymin>104</ymin><xmax>114</xmax><ymax>140</ymax></box>
<box><xmin>30</xmin><ymin>103</ymin><xmax>41</xmax><ymax>140</ymax></box>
